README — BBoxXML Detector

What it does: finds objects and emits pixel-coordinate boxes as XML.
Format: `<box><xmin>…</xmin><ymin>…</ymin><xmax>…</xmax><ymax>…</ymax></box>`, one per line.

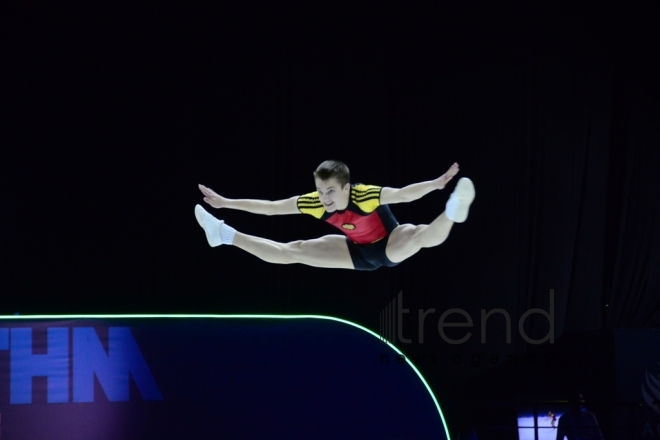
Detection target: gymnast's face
<box><xmin>315</xmin><ymin>177</ymin><xmax>350</xmax><ymax>212</ymax></box>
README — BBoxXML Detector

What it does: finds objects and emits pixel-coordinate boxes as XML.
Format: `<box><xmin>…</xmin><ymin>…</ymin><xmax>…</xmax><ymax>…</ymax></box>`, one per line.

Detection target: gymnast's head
<box><xmin>313</xmin><ymin>160</ymin><xmax>351</xmax><ymax>212</ymax></box>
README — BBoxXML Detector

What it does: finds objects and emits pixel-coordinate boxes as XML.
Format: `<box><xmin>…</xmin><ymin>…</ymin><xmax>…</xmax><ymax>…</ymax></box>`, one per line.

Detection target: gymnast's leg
<box><xmin>385</xmin><ymin>177</ymin><xmax>475</xmax><ymax>263</ymax></box>
<box><xmin>194</xmin><ymin>205</ymin><xmax>354</xmax><ymax>269</ymax></box>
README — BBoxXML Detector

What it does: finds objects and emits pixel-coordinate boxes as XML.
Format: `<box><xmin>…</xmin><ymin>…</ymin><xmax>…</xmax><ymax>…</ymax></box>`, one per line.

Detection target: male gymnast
<box><xmin>194</xmin><ymin>160</ymin><xmax>475</xmax><ymax>270</ymax></box>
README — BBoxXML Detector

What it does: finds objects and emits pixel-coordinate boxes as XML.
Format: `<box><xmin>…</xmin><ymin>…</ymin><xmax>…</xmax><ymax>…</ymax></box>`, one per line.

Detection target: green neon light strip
<box><xmin>0</xmin><ymin>313</ymin><xmax>450</xmax><ymax>440</ymax></box>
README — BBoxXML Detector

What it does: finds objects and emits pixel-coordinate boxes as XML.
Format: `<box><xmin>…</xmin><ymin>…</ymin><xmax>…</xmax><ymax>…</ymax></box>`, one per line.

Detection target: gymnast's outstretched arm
<box><xmin>198</xmin><ymin>184</ymin><xmax>300</xmax><ymax>216</ymax></box>
<box><xmin>380</xmin><ymin>162</ymin><xmax>459</xmax><ymax>205</ymax></box>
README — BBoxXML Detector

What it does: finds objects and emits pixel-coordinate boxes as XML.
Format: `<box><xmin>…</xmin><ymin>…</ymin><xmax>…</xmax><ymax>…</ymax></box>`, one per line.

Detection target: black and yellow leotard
<box><xmin>296</xmin><ymin>184</ymin><xmax>399</xmax><ymax>245</ymax></box>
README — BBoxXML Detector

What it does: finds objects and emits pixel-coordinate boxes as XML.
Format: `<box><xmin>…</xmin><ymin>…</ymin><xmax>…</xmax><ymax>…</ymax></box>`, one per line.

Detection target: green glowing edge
<box><xmin>0</xmin><ymin>313</ymin><xmax>451</xmax><ymax>440</ymax></box>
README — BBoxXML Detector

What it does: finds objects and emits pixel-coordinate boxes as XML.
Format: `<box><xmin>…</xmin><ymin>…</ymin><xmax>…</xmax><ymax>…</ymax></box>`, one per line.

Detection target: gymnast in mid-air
<box><xmin>195</xmin><ymin>160</ymin><xmax>475</xmax><ymax>270</ymax></box>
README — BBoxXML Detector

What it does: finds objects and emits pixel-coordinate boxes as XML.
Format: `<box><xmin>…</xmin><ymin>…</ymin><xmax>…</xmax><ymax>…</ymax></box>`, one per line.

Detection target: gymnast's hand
<box><xmin>435</xmin><ymin>162</ymin><xmax>460</xmax><ymax>190</ymax></box>
<box><xmin>198</xmin><ymin>184</ymin><xmax>227</xmax><ymax>209</ymax></box>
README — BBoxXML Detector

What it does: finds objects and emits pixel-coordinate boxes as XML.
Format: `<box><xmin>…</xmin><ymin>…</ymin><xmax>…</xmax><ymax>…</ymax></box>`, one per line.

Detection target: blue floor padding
<box><xmin>0</xmin><ymin>316</ymin><xmax>449</xmax><ymax>439</ymax></box>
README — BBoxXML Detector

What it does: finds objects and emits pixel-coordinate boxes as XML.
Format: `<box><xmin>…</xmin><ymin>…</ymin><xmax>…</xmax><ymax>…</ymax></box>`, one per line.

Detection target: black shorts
<box><xmin>346</xmin><ymin>236</ymin><xmax>399</xmax><ymax>271</ymax></box>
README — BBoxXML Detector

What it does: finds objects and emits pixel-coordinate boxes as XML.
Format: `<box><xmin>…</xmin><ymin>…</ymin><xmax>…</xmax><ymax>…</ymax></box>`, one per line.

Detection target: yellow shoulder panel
<box><xmin>352</xmin><ymin>184</ymin><xmax>381</xmax><ymax>213</ymax></box>
<box><xmin>297</xmin><ymin>191</ymin><xmax>325</xmax><ymax>219</ymax></box>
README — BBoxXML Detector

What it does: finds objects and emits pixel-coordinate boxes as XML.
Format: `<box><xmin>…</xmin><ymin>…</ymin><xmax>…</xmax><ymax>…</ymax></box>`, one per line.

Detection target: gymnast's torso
<box><xmin>297</xmin><ymin>184</ymin><xmax>399</xmax><ymax>244</ymax></box>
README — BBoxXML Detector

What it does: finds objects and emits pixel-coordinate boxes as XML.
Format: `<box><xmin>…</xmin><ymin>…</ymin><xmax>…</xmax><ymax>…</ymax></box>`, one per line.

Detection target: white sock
<box><xmin>445</xmin><ymin>177</ymin><xmax>475</xmax><ymax>223</ymax></box>
<box><xmin>195</xmin><ymin>205</ymin><xmax>236</xmax><ymax>247</ymax></box>
<box><xmin>220</xmin><ymin>222</ymin><xmax>236</xmax><ymax>245</ymax></box>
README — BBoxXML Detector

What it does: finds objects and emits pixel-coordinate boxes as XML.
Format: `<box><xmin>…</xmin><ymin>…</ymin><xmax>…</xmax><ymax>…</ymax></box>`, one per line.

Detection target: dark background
<box><xmin>3</xmin><ymin>1</ymin><xmax>660</xmax><ymax>437</ymax></box>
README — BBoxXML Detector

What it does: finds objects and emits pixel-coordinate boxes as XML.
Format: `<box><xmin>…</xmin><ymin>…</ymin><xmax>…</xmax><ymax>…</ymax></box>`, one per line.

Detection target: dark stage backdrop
<box><xmin>3</xmin><ymin>1</ymin><xmax>660</xmax><ymax>437</ymax></box>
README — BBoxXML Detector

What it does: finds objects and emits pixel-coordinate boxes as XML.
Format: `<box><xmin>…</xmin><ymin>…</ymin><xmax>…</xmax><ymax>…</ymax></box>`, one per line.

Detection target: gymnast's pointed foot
<box><xmin>194</xmin><ymin>204</ymin><xmax>236</xmax><ymax>246</ymax></box>
<box><xmin>445</xmin><ymin>177</ymin><xmax>475</xmax><ymax>223</ymax></box>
